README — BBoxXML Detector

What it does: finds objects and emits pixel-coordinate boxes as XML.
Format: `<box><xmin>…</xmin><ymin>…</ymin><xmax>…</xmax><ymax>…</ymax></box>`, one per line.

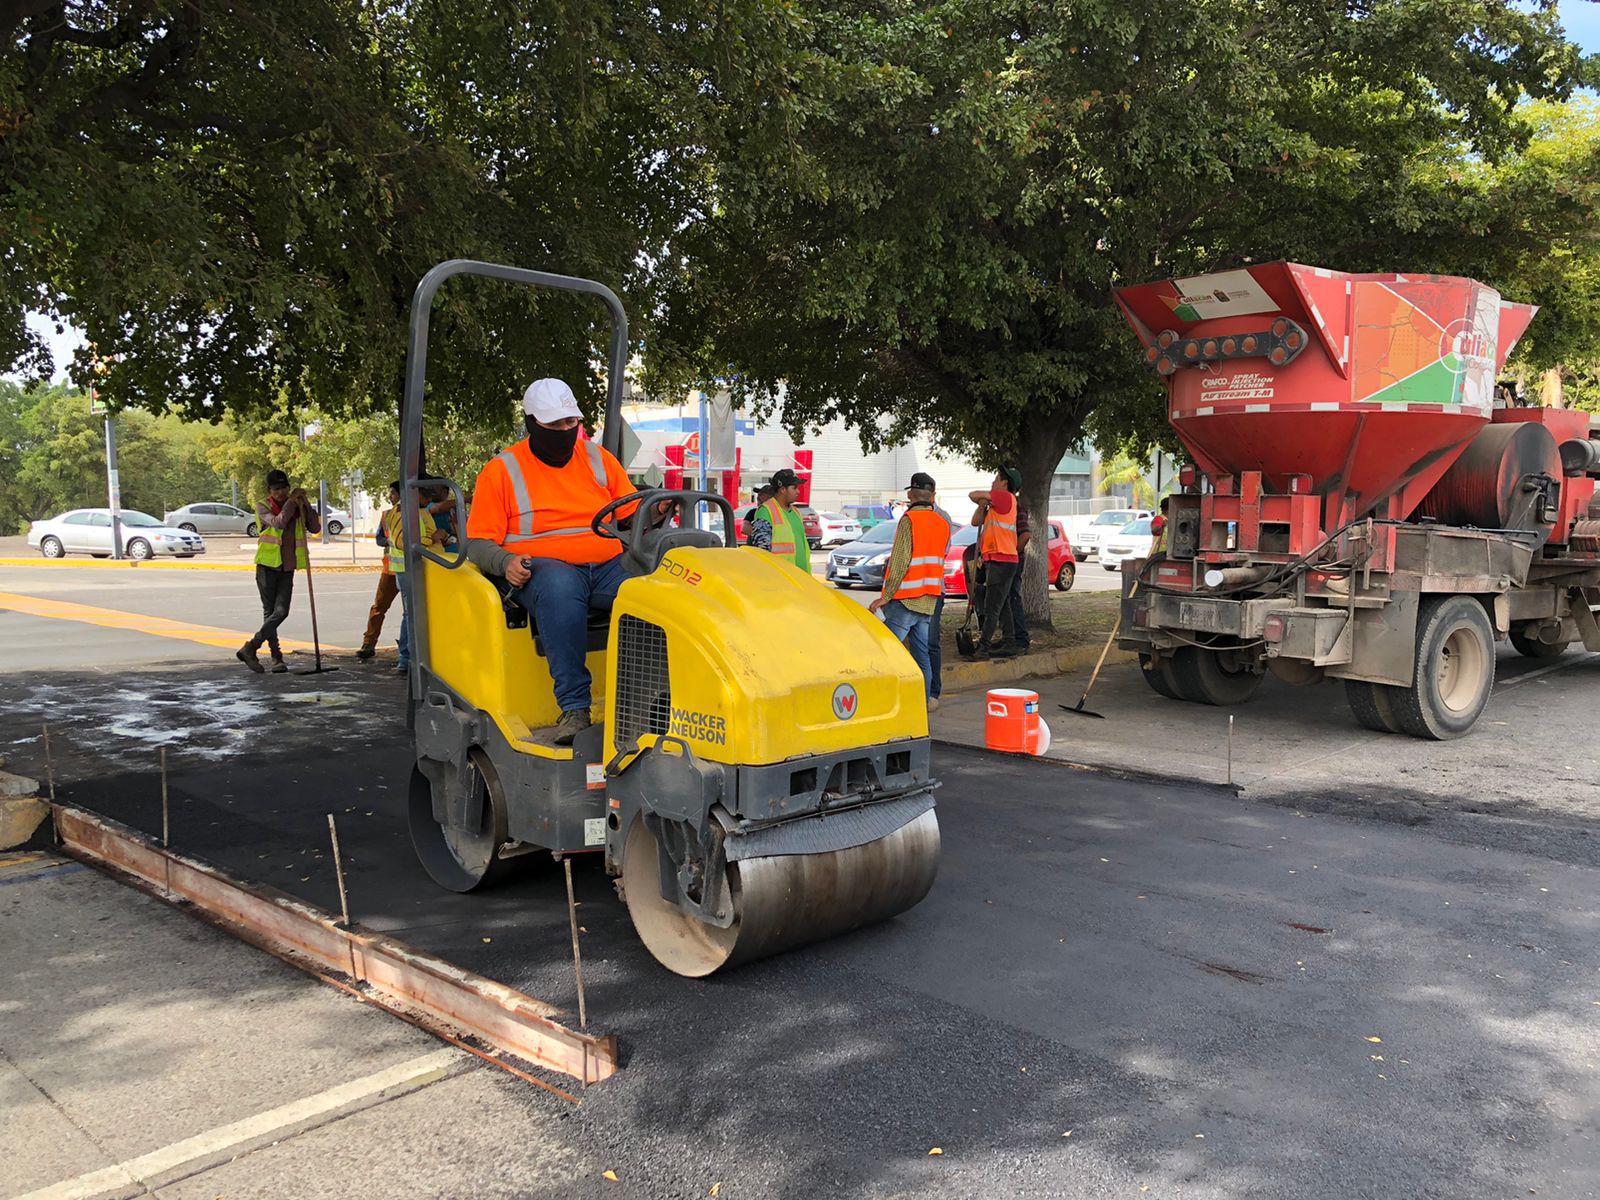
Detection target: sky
<box><xmin>17</xmin><ymin>4</ymin><xmax>1600</xmax><ymax>386</ymax></box>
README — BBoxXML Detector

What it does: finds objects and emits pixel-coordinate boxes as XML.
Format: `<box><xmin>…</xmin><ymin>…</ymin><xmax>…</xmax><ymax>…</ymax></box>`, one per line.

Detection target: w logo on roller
<box><xmin>831</xmin><ymin>683</ymin><xmax>858</xmax><ymax>720</ymax></box>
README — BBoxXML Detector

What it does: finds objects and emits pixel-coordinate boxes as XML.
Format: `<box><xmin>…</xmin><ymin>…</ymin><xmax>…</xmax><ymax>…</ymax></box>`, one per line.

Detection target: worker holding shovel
<box><xmin>237</xmin><ymin>469</ymin><xmax>320</xmax><ymax>674</ymax></box>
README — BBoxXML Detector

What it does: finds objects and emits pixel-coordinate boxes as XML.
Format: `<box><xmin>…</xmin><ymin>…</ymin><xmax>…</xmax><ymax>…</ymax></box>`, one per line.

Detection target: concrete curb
<box><xmin>0</xmin><ymin>557</ymin><xmax>380</xmax><ymax>574</ymax></box>
<box><xmin>1</xmin><ymin>771</ymin><xmax>46</xmax><ymax>850</ymax></box>
<box><xmin>940</xmin><ymin>642</ymin><xmax>1136</xmax><ymax>693</ymax></box>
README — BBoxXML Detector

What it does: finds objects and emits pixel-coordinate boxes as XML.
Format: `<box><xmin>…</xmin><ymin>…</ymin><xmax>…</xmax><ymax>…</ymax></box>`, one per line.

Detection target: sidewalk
<box><xmin>0</xmin><ymin>848</ymin><xmax>607</xmax><ymax>1200</ymax></box>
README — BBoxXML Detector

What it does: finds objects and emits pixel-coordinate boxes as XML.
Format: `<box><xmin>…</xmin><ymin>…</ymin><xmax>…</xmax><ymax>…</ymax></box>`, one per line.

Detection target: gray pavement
<box><xmin>934</xmin><ymin>644</ymin><xmax>1600</xmax><ymax>867</ymax></box>
<box><xmin>0</xmin><ymin>851</ymin><xmax>597</xmax><ymax>1199</ymax></box>
<box><xmin>3</xmin><ymin>659</ymin><xmax>1598</xmax><ymax>1199</ymax></box>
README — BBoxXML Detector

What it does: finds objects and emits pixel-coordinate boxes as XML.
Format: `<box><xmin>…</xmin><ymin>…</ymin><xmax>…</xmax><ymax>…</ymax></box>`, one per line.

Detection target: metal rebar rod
<box><xmin>564</xmin><ymin>857</ymin><xmax>588</xmax><ymax>1032</ymax></box>
<box><xmin>160</xmin><ymin>747</ymin><xmax>170</xmax><ymax>848</ymax></box>
<box><xmin>1227</xmin><ymin>714</ymin><xmax>1235</xmax><ymax>786</ymax></box>
<box><xmin>327</xmin><ymin>813</ymin><xmax>352</xmax><ymax>928</ymax></box>
<box><xmin>42</xmin><ymin>723</ymin><xmax>55</xmax><ymax>802</ymax></box>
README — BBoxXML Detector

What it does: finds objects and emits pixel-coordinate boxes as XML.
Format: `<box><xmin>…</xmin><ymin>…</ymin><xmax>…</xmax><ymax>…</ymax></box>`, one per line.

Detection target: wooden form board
<box><xmin>52</xmin><ymin>804</ymin><xmax>618</xmax><ymax>1086</ymax></box>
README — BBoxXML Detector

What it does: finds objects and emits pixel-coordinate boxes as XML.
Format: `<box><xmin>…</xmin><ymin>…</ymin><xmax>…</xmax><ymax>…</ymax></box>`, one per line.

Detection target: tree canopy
<box><xmin>2</xmin><ymin>1</ymin><xmax>790</xmax><ymax>425</ymax></box>
<box><xmin>654</xmin><ymin>0</ymin><xmax>1598</xmax><ymax>610</ymax></box>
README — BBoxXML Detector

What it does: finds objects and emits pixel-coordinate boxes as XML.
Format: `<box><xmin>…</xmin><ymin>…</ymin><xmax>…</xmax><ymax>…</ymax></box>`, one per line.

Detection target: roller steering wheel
<box><xmin>591</xmin><ymin>488</ymin><xmax>737</xmax><ymax>574</ymax></box>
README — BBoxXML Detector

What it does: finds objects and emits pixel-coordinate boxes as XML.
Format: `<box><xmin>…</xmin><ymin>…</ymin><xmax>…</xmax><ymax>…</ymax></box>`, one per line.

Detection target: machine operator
<box><xmin>465</xmin><ymin>378</ymin><xmax>640</xmax><ymax>745</ymax></box>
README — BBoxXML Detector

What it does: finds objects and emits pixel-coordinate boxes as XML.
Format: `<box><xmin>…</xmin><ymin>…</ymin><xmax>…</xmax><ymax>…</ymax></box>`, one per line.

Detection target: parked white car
<box><xmin>1098</xmin><ymin>517</ymin><xmax>1155</xmax><ymax>571</ymax></box>
<box><xmin>29</xmin><ymin>509</ymin><xmax>206</xmax><ymax>560</ymax></box>
<box><xmin>1074</xmin><ymin>508</ymin><xmax>1152</xmax><ymax>559</ymax></box>
<box><xmin>314</xmin><ymin>505</ymin><xmax>352</xmax><ymax>536</ymax></box>
<box><xmin>813</xmin><ymin>511</ymin><xmax>863</xmax><ymax>547</ymax></box>
<box><xmin>164</xmin><ymin>502</ymin><xmax>259</xmax><ymax>536</ymax></box>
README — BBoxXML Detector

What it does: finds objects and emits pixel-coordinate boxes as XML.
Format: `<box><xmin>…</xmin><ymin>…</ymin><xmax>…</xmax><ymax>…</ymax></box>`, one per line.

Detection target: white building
<box><xmin>620</xmin><ymin>395</ymin><xmax>993</xmax><ymax>523</ymax></box>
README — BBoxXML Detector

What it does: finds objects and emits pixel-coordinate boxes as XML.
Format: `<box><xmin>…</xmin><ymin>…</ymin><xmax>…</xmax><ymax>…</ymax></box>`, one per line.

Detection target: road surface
<box><xmin>3</xmin><ymin>654</ymin><xmax>1598</xmax><ymax>1199</ymax></box>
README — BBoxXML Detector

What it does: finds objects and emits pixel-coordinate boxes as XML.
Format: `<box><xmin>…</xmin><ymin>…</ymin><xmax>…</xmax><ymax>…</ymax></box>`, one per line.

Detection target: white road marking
<box><xmin>15</xmin><ymin>1049</ymin><xmax>464</xmax><ymax>1200</ymax></box>
<box><xmin>1496</xmin><ymin>651</ymin><xmax>1598</xmax><ymax>691</ymax></box>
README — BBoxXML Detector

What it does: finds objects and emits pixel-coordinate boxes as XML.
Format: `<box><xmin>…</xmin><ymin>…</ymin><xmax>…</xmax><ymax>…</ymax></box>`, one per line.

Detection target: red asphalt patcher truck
<box><xmin>1113</xmin><ymin>263</ymin><xmax>1600</xmax><ymax>739</ymax></box>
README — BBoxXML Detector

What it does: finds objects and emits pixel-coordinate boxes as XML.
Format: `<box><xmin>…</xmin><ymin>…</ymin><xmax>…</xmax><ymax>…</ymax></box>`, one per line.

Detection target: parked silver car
<box><xmin>28</xmin><ymin>509</ymin><xmax>206</xmax><ymax>560</ymax></box>
<box><xmin>163</xmin><ymin>502</ymin><xmax>259</xmax><ymax>536</ymax></box>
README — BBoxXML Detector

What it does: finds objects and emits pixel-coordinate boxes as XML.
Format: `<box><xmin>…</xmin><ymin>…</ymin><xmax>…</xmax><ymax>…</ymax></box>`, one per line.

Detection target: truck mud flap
<box><xmin>723</xmin><ymin>790</ymin><xmax>935</xmax><ymax>862</ymax></box>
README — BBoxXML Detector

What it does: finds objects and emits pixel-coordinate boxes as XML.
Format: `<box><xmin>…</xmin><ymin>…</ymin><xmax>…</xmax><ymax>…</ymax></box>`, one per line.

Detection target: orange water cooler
<box><xmin>985</xmin><ymin>688</ymin><xmax>1051</xmax><ymax>755</ymax></box>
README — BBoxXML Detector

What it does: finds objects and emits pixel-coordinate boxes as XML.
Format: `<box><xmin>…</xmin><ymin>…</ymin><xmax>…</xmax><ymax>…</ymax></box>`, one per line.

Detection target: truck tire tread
<box><xmin>1390</xmin><ymin>595</ymin><xmax>1496</xmax><ymax>740</ymax></box>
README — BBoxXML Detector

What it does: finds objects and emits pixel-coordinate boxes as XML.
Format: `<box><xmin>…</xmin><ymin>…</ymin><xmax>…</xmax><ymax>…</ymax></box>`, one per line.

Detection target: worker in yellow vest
<box><xmin>1151</xmin><ymin>495</ymin><xmax>1171</xmax><ymax>557</ymax></box>
<box><xmin>238</xmin><ymin>468</ymin><xmax>320</xmax><ymax>673</ymax></box>
<box><xmin>745</xmin><ymin>468</ymin><xmax>810</xmax><ymax>572</ymax></box>
<box><xmin>869</xmin><ymin>472</ymin><xmax>952</xmax><ymax>706</ymax></box>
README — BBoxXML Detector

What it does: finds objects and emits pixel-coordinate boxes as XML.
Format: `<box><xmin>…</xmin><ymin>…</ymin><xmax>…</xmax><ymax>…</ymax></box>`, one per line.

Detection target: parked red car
<box><xmin>943</xmin><ymin>518</ymin><xmax>1076</xmax><ymax>597</ymax></box>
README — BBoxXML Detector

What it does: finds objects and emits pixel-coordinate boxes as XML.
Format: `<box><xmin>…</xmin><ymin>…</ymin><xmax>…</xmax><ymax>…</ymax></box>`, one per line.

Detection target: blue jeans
<box><xmin>882</xmin><ymin>600</ymin><xmax>934</xmax><ymax>699</ymax></box>
<box><xmin>930</xmin><ymin>596</ymin><xmax>944</xmax><ymax>698</ymax></box>
<box><xmin>396</xmin><ymin>573</ymin><xmax>414</xmax><ymax>667</ymax></box>
<box><xmin>514</xmin><ymin>556</ymin><xmax>627</xmax><ymax>713</ymax></box>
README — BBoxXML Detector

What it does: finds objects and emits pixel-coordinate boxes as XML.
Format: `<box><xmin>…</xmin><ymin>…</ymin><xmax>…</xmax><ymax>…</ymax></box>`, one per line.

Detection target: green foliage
<box><xmin>0</xmin><ymin>382</ymin><xmax>231</xmax><ymax>531</ymax></box>
<box><xmin>655</xmin><ymin>0</ymin><xmax>1593</xmax><ymax>618</ymax></box>
<box><xmin>2</xmin><ymin>1</ymin><xmax>792</xmax><ymax>429</ymax></box>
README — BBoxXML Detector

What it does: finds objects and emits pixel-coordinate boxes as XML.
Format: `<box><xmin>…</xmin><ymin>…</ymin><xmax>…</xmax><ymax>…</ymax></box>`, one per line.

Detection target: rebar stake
<box><xmin>160</xmin><ymin>747</ymin><xmax>170</xmax><ymax>848</ymax></box>
<box><xmin>327</xmin><ymin>813</ymin><xmax>352</xmax><ymax>929</ymax></box>
<box><xmin>564</xmin><ymin>857</ymin><xmax>588</xmax><ymax>1033</ymax></box>
<box><xmin>1227</xmin><ymin>714</ymin><xmax>1235</xmax><ymax>786</ymax></box>
<box><xmin>42</xmin><ymin>723</ymin><xmax>55</xmax><ymax>802</ymax></box>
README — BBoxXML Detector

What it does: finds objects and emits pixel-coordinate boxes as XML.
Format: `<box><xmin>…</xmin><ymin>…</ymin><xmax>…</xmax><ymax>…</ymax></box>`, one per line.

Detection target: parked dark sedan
<box><xmin>823</xmin><ymin>522</ymin><xmax>898</xmax><ymax>590</ymax></box>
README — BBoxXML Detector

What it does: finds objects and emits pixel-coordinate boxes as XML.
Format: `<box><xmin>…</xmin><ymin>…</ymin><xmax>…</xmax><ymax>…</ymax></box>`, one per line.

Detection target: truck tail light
<box><xmin>1264</xmin><ymin>614</ymin><xmax>1285</xmax><ymax>643</ymax></box>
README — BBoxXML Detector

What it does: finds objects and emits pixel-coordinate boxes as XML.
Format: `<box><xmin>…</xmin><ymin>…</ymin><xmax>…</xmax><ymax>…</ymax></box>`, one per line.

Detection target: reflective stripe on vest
<box><xmin>979</xmin><ymin>501</ymin><xmax>1018</xmax><ymax>559</ymax></box>
<box><xmin>495</xmin><ymin>439</ymin><xmax>609</xmax><ymax>548</ymax></box>
<box><xmin>893</xmin><ymin>506</ymin><xmax>952</xmax><ymax>601</ymax></box>
<box><xmin>254</xmin><ymin>518</ymin><xmax>307</xmax><ymax>569</ymax></box>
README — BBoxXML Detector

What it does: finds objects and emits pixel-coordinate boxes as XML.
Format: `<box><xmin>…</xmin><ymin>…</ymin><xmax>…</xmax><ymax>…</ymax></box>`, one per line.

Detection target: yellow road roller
<box><xmin>399</xmin><ymin>261</ymin><xmax>940</xmax><ymax>976</ymax></box>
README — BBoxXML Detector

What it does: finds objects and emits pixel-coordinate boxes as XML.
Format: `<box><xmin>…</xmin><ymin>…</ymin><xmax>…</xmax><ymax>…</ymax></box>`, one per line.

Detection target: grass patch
<box><xmin>937</xmin><ymin>590</ymin><xmax>1120</xmax><ymax>655</ymax></box>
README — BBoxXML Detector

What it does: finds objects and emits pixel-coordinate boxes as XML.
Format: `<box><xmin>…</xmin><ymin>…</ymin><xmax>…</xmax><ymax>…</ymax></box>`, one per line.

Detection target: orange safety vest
<box><xmin>892</xmin><ymin>505</ymin><xmax>952</xmax><ymax>601</ymax></box>
<box><xmin>979</xmin><ymin>494</ymin><xmax>1018</xmax><ymax>559</ymax></box>
<box><xmin>476</xmin><ymin>437</ymin><xmax>626</xmax><ymax>564</ymax></box>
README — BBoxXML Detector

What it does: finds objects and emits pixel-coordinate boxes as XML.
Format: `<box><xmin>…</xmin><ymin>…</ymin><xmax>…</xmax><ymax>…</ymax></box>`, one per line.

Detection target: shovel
<box><xmin>292</xmin><ymin>551</ymin><xmax>339</xmax><ymax>675</ymax></box>
<box><xmin>1059</xmin><ymin>578</ymin><xmax>1141</xmax><ymax>719</ymax></box>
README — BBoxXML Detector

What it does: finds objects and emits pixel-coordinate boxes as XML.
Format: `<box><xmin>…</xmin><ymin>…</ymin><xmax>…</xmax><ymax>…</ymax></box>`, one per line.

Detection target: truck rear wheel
<box><xmin>1391</xmin><ymin>595</ymin><xmax>1495</xmax><ymax>739</ymax></box>
<box><xmin>1138</xmin><ymin>652</ymin><xmax>1179</xmax><ymax>700</ymax></box>
<box><xmin>1344</xmin><ymin>680</ymin><xmax>1404</xmax><ymax>734</ymax></box>
<box><xmin>1169</xmin><ymin>646</ymin><xmax>1263</xmax><ymax>706</ymax></box>
<box><xmin>1509</xmin><ymin>627</ymin><xmax>1569</xmax><ymax>659</ymax></box>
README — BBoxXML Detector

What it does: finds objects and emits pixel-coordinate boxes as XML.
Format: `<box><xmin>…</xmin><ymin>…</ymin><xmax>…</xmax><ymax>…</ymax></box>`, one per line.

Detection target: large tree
<box><xmin>2</xmin><ymin>1</ymin><xmax>789</xmax><ymax>427</ymax></box>
<box><xmin>657</xmin><ymin>0</ymin><xmax>1595</xmax><ymax>617</ymax></box>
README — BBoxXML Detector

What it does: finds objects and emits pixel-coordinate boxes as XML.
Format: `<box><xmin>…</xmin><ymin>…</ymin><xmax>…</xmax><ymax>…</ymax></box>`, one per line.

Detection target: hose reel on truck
<box><xmin>399</xmin><ymin>260</ymin><xmax>940</xmax><ymax>977</ymax></box>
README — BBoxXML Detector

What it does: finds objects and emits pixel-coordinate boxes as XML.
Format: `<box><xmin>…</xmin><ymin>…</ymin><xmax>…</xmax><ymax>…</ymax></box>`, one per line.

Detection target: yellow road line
<box><xmin>0</xmin><ymin>557</ymin><xmax>378</xmax><ymax>573</ymax></box>
<box><xmin>0</xmin><ymin>590</ymin><xmax>356</xmax><ymax>655</ymax></box>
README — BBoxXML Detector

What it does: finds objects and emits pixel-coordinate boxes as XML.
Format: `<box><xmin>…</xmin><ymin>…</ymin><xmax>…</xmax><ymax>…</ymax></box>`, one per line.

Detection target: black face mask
<box><xmin>525</xmin><ymin>416</ymin><xmax>579</xmax><ymax>467</ymax></box>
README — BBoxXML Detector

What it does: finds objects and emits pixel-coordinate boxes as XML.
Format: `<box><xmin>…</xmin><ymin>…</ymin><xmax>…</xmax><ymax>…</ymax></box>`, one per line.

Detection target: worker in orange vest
<box><xmin>966</xmin><ymin>466</ymin><xmax>1022</xmax><ymax>660</ymax></box>
<box><xmin>869</xmin><ymin>472</ymin><xmax>952</xmax><ymax>706</ymax></box>
<box><xmin>464</xmin><ymin>379</ymin><xmax>641</xmax><ymax>745</ymax></box>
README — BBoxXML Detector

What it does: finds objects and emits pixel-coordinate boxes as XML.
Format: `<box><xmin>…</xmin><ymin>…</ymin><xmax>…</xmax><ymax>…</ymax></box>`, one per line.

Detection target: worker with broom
<box><xmin>237</xmin><ymin>468</ymin><xmax>320</xmax><ymax>674</ymax></box>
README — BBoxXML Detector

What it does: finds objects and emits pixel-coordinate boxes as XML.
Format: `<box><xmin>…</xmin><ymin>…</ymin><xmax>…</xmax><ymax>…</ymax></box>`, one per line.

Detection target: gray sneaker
<box><xmin>553</xmin><ymin>709</ymin><xmax>592</xmax><ymax>746</ymax></box>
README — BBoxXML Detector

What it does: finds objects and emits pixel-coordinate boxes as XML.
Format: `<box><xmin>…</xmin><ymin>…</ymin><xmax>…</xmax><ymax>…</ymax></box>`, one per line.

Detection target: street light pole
<box><xmin>90</xmin><ymin>353</ymin><xmax>123</xmax><ymax>560</ymax></box>
<box><xmin>104</xmin><ymin>411</ymin><xmax>123</xmax><ymax>560</ymax></box>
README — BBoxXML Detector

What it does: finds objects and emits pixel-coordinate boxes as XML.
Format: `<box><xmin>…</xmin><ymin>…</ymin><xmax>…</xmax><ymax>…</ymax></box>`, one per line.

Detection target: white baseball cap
<box><xmin>522</xmin><ymin>378</ymin><xmax>582</xmax><ymax>424</ymax></box>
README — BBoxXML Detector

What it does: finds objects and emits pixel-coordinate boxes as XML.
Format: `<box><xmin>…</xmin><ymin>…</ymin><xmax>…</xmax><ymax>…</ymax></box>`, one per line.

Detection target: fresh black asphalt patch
<box><xmin>6</xmin><ymin>665</ymin><xmax>1599</xmax><ymax>1199</ymax></box>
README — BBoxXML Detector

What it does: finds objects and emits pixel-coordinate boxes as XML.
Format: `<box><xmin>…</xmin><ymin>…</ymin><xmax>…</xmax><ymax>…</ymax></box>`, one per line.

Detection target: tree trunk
<box><xmin>1014</xmin><ymin>418</ymin><xmax>1076</xmax><ymax>627</ymax></box>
